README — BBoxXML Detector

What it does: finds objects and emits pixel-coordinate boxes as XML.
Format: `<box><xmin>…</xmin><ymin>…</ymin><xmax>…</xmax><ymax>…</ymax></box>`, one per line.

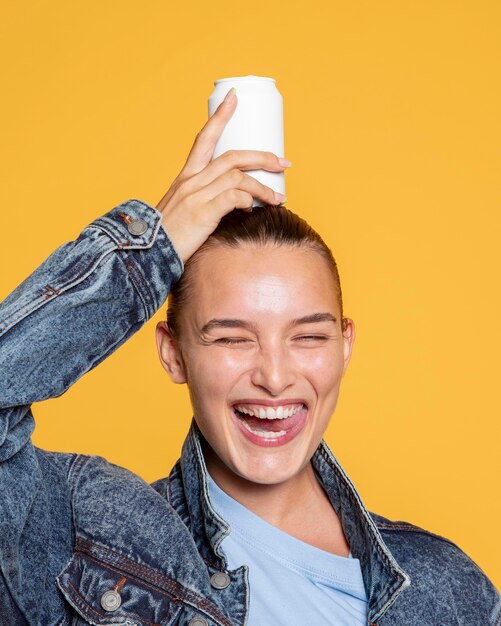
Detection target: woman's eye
<box><xmin>295</xmin><ymin>335</ymin><xmax>328</xmax><ymax>343</ymax></box>
<box><xmin>214</xmin><ymin>337</ymin><xmax>251</xmax><ymax>345</ymax></box>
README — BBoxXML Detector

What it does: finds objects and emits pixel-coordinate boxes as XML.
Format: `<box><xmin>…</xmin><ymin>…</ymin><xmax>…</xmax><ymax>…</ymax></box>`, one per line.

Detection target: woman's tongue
<box><xmin>235</xmin><ymin>408</ymin><xmax>304</xmax><ymax>432</ymax></box>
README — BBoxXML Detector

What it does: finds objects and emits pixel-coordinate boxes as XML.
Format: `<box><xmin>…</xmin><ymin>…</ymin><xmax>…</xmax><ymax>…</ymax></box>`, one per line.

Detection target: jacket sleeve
<box><xmin>0</xmin><ymin>198</ymin><xmax>183</xmax><ymax>624</ymax></box>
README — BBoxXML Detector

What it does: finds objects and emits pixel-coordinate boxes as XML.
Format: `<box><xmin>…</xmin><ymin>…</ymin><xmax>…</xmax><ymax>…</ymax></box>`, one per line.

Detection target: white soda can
<box><xmin>208</xmin><ymin>75</ymin><xmax>284</xmax><ymax>207</ymax></box>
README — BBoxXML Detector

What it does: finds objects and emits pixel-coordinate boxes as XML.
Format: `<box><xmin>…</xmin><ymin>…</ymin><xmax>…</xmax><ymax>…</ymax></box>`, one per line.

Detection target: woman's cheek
<box><xmin>300</xmin><ymin>349</ymin><xmax>345</xmax><ymax>385</ymax></box>
<box><xmin>197</xmin><ymin>350</ymin><xmax>248</xmax><ymax>394</ymax></box>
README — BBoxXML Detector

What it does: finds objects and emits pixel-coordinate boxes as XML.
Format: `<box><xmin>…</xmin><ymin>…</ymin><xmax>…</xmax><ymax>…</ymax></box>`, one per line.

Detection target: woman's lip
<box><xmin>231</xmin><ymin>398</ymin><xmax>308</xmax><ymax>408</ymax></box>
<box><xmin>231</xmin><ymin>405</ymin><xmax>308</xmax><ymax>447</ymax></box>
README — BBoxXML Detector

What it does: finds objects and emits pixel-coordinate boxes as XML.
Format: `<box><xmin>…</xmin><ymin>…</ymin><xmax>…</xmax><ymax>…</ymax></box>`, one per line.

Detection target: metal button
<box><xmin>188</xmin><ymin>618</ymin><xmax>208</xmax><ymax>626</ymax></box>
<box><xmin>127</xmin><ymin>219</ymin><xmax>148</xmax><ymax>236</ymax></box>
<box><xmin>100</xmin><ymin>589</ymin><xmax>122</xmax><ymax>611</ymax></box>
<box><xmin>210</xmin><ymin>571</ymin><xmax>231</xmax><ymax>590</ymax></box>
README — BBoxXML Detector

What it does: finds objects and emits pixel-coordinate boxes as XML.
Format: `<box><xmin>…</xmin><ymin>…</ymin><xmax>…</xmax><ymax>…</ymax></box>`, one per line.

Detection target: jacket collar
<box><xmin>175</xmin><ymin>421</ymin><xmax>410</xmax><ymax>624</ymax></box>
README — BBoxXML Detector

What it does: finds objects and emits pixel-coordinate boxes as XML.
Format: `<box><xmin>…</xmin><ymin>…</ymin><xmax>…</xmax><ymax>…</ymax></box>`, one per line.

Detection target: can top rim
<box><xmin>214</xmin><ymin>75</ymin><xmax>276</xmax><ymax>85</ymax></box>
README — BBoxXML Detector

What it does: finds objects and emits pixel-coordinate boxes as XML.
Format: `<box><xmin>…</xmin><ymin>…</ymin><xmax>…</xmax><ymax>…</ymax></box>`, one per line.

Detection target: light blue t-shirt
<box><xmin>208</xmin><ymin>475</ymin><xmax>368</xmax><ymax>625</ymax></box>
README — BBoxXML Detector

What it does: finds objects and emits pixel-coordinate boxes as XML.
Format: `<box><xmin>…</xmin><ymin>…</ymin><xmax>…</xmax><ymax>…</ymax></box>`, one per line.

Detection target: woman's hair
<box><xmin>167</xmin><ymin>205</ymin><xmax>344</xmax><ymax>335</ymax></box>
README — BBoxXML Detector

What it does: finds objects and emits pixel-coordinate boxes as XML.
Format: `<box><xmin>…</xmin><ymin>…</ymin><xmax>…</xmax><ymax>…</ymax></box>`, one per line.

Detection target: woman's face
<box><xmin>157</xmin><ymin>244</ymin><xmax>355</xmax><ymax>489</ymax></box>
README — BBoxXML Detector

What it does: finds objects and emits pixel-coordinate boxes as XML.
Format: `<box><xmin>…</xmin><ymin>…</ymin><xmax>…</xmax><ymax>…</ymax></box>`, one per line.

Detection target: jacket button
<box><xmin>210</xmin><ymin>571</ymin><xmax>231</xmax><ymax>589</ymax></box>
<box><xmin>100</xmin><ymin>589</ymin><xmax>122</xmax><ymax>611</ymax></box>
<box><xmin>127</xmin><ymin>219</ymin><xmax>148</xmax><ymax>236</ymax></box>
<box><xmin>188</xmin><ymin>618</ymin><xmax>208</xmax><ymax>626</ymax></box>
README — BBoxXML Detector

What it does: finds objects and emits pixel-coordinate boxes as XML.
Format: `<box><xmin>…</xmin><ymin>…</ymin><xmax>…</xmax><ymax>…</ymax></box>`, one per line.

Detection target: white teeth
<box><xmin>240</xmin><ymin>420</ymin><xmax>287</xmax><ymax>438</ymax></box>
<box><xmin>234</xmin><ymin>403</ymin><xmax>304</xmax><ymax>420</ymax></box>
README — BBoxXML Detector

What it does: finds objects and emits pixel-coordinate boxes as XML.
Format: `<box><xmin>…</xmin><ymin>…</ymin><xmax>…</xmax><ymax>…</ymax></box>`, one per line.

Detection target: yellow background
<box><xmin>1</xmin><ymin>1</ymin><xmax>500</xmax><ymax>589</ymax></box>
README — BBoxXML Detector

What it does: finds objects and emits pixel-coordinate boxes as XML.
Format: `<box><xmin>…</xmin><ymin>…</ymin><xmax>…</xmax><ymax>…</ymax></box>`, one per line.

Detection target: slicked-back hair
<box><xmin>166</xmin><ymin>205</ymin><xmax>344</xmax><ymax>335</ymax></box>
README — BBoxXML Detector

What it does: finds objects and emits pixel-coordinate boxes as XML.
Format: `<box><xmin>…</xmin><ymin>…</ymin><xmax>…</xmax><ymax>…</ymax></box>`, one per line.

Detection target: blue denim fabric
<box><xmin>0</xmin><ymin>199</ymin><xmax>499</xmax><ymax>626</ymax></box>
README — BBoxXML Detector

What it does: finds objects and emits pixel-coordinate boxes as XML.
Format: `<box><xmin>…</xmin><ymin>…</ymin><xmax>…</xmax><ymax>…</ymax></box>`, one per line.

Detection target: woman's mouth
<box><xmin>231</xmin><ymin>402</ymin><xmax>308</xmax><ymax>447</ymax></box>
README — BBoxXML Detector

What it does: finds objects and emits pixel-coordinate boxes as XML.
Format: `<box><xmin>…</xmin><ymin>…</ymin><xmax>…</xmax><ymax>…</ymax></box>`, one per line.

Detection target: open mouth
<box><xmin>231</xmin><ymin>402</ymin><xmax>308</xmax><ymax>446</ymax></box>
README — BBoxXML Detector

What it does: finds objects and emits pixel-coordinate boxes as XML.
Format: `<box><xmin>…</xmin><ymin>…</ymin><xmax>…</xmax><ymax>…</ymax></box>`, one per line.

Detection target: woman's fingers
<box><xmin>181</xmin><ymin>88</ymin><xmax>238</xmax><ymax>178</ymax></box>
<box><xmin>208</xmin><ymin>189</ymin><xmax>255</xmax><ymax>214</ymax></box>
<box><xmin>161</xmin><ymin>148</ymin><xmax>289</xmax><ymax>214</ymax></box>
<box><xmin>190</xmin><ymin>169</ymin><xmax>285</xmax><ymax>209</ymax></box>
<box><xmin>180</xmin><ymin>150</ymin><xmax>291</xmax><ymax>197</ymax></box>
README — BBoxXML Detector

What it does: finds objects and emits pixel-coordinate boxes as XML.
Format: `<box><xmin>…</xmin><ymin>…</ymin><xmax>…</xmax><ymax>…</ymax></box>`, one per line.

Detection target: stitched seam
<box><xmin>43</xmin><ymin>284</ymin><xmax>61</xmax><ymax>297</ymax></box>
<box><xmin>0</xmin><ymin>241</ymin><xmax>114</xmax><ymax>333</ymax></box>
<box><xmin>0</xmin><ymin>293</ymin><xmax>47</xmax><ymax>332</ymax></box>
<box><xmin>89</xmin><ymin>222</ymin><xmax>128</xmax><ymax>246</ymax></box>
<box><xmin>126</xmin><ymin>258</ymin><xmax>152</xmax><ymax>303</ymax></box>
<box><xmin>122</xmin><ymin>256</ymin><xmax>152</xmax><ymax>315</ymax></box>
<box><xmin>377</xmin><ymin>523</ymin><xmax>457</xmax><ymax>546</ymax></box>
<box><xmin>75</xmin><ymin>540</ymin><xmax>232</xmax><ymax>626</ymax></box>
<box><xmin>371</xmin><ymin>573</ymin><xmax>410</xmax><ymax>623</ymax></box>
<box><xmin>125</xmin><ymin>266</ymin><xmax>143</xmax><ymax>296</ymax></box>
<box><xmin>67</xmin><ymin>455</ymin><xmax>91</xmax><ymax>501</ymax></box>
<box><xmin>188</xmin><ymin>435</ymin><xmax>226</xmax><ymax>539</ymax></box>
<box><xmin>76</xmin><ymin>551</ymin><xmax>182</xmax><ymax>603</ymax></box>
<box><xmin>169</xmin><ymin>464</ymin><xmax>193</xmax><ymax>530</ymax></box>
<box><xmin>376</xmin><ymin>523</ymin><xmax>424</xmax><ymax>531</ymax></box>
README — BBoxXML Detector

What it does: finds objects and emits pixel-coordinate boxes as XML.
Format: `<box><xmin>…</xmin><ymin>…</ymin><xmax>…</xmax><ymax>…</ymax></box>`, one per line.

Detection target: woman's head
<box><xmin>156</xmin><ymin>206</ymin><xmax>355</xmax><ymax>491</ymax></box>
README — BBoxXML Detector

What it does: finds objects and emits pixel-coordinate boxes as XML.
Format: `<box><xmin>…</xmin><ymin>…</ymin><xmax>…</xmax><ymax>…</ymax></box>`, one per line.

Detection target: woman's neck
<box><xmin>203</xmin><ymin>444</ymin><xmax>351</xmax><ymax>556</ymax></box>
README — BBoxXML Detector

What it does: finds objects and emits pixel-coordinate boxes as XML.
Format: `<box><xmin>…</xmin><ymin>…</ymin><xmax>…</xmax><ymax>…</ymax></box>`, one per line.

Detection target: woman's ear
<box><xmin>341</xmin><ymin>317</ymin><xmax>356</xmax><ymax>376</ymax></box>
<box><xmin>155</xmin><ymin>321</ymin><xmax>187</xmax><ymax>384</ymax></box>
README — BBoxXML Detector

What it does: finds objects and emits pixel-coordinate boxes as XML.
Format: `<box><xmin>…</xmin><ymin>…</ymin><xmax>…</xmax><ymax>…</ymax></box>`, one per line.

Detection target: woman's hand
<box><xmin>156</xmin><ymin>88</ymin><xmax>291</xmax><ymax>263</ymax></box>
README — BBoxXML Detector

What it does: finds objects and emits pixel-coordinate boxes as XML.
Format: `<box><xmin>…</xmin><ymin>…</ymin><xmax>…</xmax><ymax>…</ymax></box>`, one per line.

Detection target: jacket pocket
<box><xmin>58</xmin><ymin>551</ymin><xmax>183</xmax><ymax>626</ymax></box>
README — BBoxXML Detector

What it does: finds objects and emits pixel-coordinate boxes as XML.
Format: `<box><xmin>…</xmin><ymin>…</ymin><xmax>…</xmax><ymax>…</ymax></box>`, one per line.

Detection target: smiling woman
<box><xmin>0</xmin><ymin>89</ymin><xmax>499</xmax><ymax>626</ymax></box>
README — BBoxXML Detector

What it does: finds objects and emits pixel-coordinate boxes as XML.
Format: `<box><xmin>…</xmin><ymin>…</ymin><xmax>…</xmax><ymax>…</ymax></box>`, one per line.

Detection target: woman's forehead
<box><xmin>188</xmin><ymin>244</ymin><xmax>340</xmax><ymax>316</ymax></box>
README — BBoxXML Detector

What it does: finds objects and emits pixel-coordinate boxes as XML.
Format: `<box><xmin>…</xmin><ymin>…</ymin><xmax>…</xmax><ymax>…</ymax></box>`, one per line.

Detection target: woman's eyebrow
<box><xmin>200</xmin><ymin>319</ymin><xmax>256</xmax><ymax>334</ymax></box>
<box><xmin>290</xmin><ymin>312</ymin><xmax>337</xmax><ymax>326</ymax></box>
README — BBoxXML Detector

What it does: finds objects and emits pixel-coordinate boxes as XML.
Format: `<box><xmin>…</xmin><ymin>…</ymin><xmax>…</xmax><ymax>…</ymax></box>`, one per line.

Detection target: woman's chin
<box><xmin>228</xmin><ymin>449</ymin><xmax>308</xmax><ymax>487</ymax></box>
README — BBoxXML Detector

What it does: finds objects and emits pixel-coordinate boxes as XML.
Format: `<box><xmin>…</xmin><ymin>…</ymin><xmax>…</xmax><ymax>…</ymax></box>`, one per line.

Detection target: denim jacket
<box><xmin>0</xmin><ymin>199</ymin><xmax>499</xmax><ymax>626</ymax></box>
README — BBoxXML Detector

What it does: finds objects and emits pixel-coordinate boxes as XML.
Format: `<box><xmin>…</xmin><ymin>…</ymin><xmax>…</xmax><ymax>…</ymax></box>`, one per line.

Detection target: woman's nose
<box><xmin>250</xmin><ymin>347</ymin><xmax>296</xmax><ymax>396</ymax></box>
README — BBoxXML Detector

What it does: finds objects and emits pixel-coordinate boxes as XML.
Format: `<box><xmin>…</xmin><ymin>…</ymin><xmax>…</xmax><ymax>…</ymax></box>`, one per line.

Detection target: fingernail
<box><xmin>274</xmin><ymin>192</ymin><xmax>287</xmax><ymax>204</ymax></box>
<box><xmin>278</xmin><ymin>158</ymin><xmax>292</xmax><ymax>168</ymax></box>
<box><xmin>224</xmin><ymin>87</ymin><xmax>236</xmax><ymax>104</ymax></box>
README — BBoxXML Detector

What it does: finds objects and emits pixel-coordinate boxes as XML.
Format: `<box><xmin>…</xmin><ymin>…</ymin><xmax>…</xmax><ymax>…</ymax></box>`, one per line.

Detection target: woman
<box><xmin>0</xmin><ymin>88</ymin><xmax>498</xmax><ymax>625</ymax></box>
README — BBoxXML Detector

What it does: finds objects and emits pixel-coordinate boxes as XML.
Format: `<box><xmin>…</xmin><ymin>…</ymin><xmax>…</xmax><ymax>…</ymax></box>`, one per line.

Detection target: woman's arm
<box><xmin>0</xmin><ymin>199</ymin><xmax>182</xmax><ymax>624</ymax></box>
<box><xmin>0</xmin><ymin>199</ymin><xmax>182</xmax><ymax>448</ymax></box>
